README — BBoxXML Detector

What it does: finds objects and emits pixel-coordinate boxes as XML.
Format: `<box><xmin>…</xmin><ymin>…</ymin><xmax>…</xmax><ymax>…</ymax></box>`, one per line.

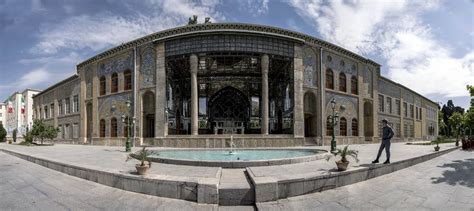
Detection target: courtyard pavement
<box><xmin>257</xmin><ymin>149</ymin><xmax>474</xmax><ymax>211</ymax></box>
<box><xmin>0</xmin><ymin>142</ymin><xmax>471</xmax><ymax>210</ymax></box>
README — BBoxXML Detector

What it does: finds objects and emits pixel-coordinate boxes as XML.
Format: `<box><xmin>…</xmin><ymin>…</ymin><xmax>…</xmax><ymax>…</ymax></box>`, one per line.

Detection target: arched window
<box><xmin>111</xmin><ymin>73</ymin><xmax>118</xmax><ymax>93</ymax></box>
<box><xmin>352</xmin><ymin>118</ymin><xmax>358</xmax><ymax>136</ymax></box>
<box><xmin>100</xmin><ymin>76</ymin><xmax>106</xmax><ymax>96</ymax></box>
<box><xmin>100</xmin><ymin>119</ymin><xmax>106</xmax><ymax>137</ymax></box>
<box><xmin>351</xmin><ymin>76</ymin><xmax>358</xmax><ymax>95</ymax></box>
<box><xmin>340</xmin><ymin>117</ymin><xmax>347</xmax><ymax>136</ymax></box>
<box><xmin>110</xmin><ymin>117</ymin><xmax>117</xmax><ymax>137</ymax></box>
<box><xmin>326</xmin><ymin>69</ymin><xmax>334</xmax><ymax>89</ymax></box>
<box><xmin>339</xmin><ymin>73</ymin><xmax>346</xmax><ymax>92</ymax></box>
<box><xmin>326</xmin><ymin>116</ymin><xmax>333</xmax><ymax>136</ymax></box>
<box><xmin>124</xmin><ymin>70</ymin><xmax>132</xmax><ymax>90</ymax></box>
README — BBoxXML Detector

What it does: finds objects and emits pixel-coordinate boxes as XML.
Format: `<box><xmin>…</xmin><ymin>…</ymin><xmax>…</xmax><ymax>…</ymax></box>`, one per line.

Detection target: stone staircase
<box><xmin>218</xmin><ymin>169</ymin><xmax>255</xmax><ymax>206</ymax></box>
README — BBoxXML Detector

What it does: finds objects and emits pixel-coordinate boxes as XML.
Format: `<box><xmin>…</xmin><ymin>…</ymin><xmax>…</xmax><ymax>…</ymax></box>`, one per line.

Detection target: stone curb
<box><xmin>248</xmin><ymin>146</ymin><xmax>460</xmax><ymax>202</ymax></box>
<box><xmin>0</xmin><ymin>149</ymin><xmax>220</xmax><ymax>204</ymax></box>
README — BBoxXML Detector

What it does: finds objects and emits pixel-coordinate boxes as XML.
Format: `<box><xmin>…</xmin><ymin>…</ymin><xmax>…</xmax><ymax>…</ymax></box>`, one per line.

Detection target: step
<box><xmin>218</xmin><ymin>169</ymin><xmax>255</xmax><ymax>206</ymax></box>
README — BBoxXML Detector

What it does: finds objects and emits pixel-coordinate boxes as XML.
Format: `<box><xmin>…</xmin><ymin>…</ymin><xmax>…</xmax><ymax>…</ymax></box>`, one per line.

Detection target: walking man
<box><xmin>372</xmin><ymin>119</ymin><xmax>394</xmax><ymax>164</ymax></box>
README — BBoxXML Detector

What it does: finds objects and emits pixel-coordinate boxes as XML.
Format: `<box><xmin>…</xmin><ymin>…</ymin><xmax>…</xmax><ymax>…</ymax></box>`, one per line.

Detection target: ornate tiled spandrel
<box><xmin>140</xmin><ymin>47</ymin><xmax>156</xmax><ymax>88</ymax></box>
<box><xmin>363</xmin><ymin>66</ymin><xmax>373</xmax><ymax>96</ymax></box>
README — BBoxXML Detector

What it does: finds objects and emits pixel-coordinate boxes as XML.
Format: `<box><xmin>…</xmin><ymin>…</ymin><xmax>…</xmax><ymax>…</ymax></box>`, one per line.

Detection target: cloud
<box><xmin>17</xmin><ymin>69</ymin><xmax>51</xmax><ymax>87</ymax></box>
<box><xmin>239</xmin><ymin>0</ymin><xmax>270</xmax><ymax>16</ymax></box>
<box><xmin>31</xmin><ymin>0</ymin><xmax>224</xmax><ymax>54</ymax></box>
<box><xmin>287</xmin><ymin>0</ymin><xmax>473</xmax><ymax>98</ymax></box>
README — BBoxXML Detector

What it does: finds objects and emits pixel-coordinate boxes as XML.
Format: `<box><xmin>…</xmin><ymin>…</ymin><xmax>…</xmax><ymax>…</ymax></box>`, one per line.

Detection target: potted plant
<box><xmin>326</xmin><ymin>145</ymin><xmax>359</xmax><ymax>171</ymax></box>
<box><xmin>434</xmin><ymin>137</ymin><xmax>440</xmax><ymax>151</ymax></box>
<box><xmin>127</xmin><ymin>146</ymin><xmax>152</xmax><ymax>175</ymax></box>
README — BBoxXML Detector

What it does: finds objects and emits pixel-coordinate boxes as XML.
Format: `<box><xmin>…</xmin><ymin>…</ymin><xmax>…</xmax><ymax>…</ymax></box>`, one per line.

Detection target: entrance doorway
<box><xmin>303</xmin><ymin>92</ymin><xmax>317</xmax><ymax>137</ymax></box>
<box><xmin>142</xmin><ymin>91</ymin><xmax>155</xmax><ymax>138</ymax></box>
<box><xmin>364</xmin><ymin>101</ymin><xmax>373</xmax><ymax>137</ymax></box>
<box><xmin>208</xmin><ymin>86</ymin><xmax>250</xmax><ymax>134</ymax></box>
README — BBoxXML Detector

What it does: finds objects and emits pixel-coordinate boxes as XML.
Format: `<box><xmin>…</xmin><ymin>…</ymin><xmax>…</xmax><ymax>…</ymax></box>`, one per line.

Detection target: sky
<box><xmin>0</xmin><ymin>0</ymin><xmax>473</xmax><ymax>110</ymax></box>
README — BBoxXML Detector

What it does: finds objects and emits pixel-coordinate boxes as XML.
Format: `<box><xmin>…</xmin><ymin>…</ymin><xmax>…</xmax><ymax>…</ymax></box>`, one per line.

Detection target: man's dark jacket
<box><xmin>382</xmin><ymin>125</ymin><xmax>394</xmax><ymax>141</ymax></box>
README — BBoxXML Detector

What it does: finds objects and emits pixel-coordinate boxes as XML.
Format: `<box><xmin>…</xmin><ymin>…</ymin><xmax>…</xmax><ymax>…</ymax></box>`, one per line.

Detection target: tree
<box><xmin>12</xmin><ymin>129</ymin><xmax>17</xmax><ymax>142</ymax></box>
<box><xmin>438</xmin><ymin>111</ymin><xmax>447</xmax><ymax>136</ymax></box>
<box><xmin>30</xmin><ymin>119</ymin><xmax>59</xmax><ymax>145</ymax></box>
<box><xmin>0</xmin><ymin>123</ymin><xmax>6</xmax><ymax>142</ymax></box>
<box><xmin>442</xmin><ymin>100</ymin><xmax>465</xmax><ymax>137</ymax></box>
<box><xmin>449</xmin><ymin>112</ymin><xmax>464</xmax><ymax>142</ymax></box>
<box><xmin>464</xmin><ymin>110</ymin><xmax>474</xmax><ymax>136</ymax></box>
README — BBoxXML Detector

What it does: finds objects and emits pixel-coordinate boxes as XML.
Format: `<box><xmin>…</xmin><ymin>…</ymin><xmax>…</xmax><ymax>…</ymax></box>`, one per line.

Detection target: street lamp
<box><xmin>121</xmin><ymin>100</ymin><xmax>135</xmax><ymax>152</ymax></box>
<box><xmin>329</xmin><ymin>98</ymin><xmax>345</xmax><ymax>153</ymax></box>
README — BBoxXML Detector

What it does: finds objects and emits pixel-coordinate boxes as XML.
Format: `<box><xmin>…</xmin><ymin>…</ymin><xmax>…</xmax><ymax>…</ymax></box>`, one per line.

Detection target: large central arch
<box><xmin>208</xmin><ymin>86</ymin><xmax>250</xmax><ymax>134</ymax></box>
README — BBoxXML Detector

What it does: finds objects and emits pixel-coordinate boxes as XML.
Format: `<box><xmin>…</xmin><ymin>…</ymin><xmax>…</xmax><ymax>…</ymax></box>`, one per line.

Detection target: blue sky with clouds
<box><xmin>0</xmin><ymin>0</ymin><xmax>473</xmax><ymax>109</ymax></box>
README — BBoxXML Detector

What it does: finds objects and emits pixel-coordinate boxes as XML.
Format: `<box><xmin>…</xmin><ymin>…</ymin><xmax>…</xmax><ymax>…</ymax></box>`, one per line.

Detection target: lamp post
<box><xmin>121</xmin><ymin>100</ymin><xmax>135</xmax><ymax>152</ymax></box>
<box><xmin>329</xmin><ymin>98</ymin><xmax>345</xmax><ymax>153</ymax></box>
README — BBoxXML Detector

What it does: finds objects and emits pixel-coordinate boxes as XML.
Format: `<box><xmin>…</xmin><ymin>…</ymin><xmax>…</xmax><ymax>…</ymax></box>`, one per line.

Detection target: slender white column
<box><xmin>190</xmin><ymin>54</ymin><xmax>199</xmax><ymax>135</ymax></box>
<box><xmin>261</xmin><ymin>54</ymin><xmax>269</xmax><ymax>135</ymax></box>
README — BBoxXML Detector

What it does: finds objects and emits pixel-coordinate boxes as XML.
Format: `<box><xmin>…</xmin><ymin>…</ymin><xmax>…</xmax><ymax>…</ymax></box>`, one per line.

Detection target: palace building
<box><xmin>32</xmin><ymin>23</ymin><xmax>438</xmax><ymax>147</ymax></box>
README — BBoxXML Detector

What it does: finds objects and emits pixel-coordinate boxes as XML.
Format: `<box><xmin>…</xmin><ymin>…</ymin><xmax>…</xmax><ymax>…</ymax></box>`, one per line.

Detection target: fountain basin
<box><xmin>146</xmin><ymin>148</ymin><xmax>328</xmax><ymax>168</ymax></box>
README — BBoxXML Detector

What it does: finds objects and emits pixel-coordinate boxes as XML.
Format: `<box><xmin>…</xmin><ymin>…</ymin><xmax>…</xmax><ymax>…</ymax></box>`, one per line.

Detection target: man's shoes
<box><xmin>371</xmin><ymin>160</ymin><xmax>379</xmax><ymax>164</ymax></box>
<box><xmin>383</xmin><ymin>160</ymin><xmax>390</xmax><ymax>164</ymax></box>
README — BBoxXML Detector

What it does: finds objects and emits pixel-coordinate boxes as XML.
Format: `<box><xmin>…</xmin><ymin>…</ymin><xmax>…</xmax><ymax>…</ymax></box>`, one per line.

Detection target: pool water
<box><xmin>148</xmin><ymin>149</ymin><xmax>319</xmax><ymax>161</ymax></box>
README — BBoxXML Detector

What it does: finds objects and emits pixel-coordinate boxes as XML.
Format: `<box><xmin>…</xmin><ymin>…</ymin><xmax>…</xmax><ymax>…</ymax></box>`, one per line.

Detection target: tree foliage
<box><xmin>448</xmin><ymin>112</ymin><xmax>464</xmax><ymax>139</ymax></box>
<box><xmin>30</xmin><ymin>119</ymin><xmax>59</xmax><ymax>144</ymax></box>
<box><xmin>0</xmin><ymin>124</ymin><xmax>6</xmax><ymax>142</ymax></box>
<box><xmin>441</xmin><ymin>100</ymin><xmax>465</xmax><ymax>136</ymax></box>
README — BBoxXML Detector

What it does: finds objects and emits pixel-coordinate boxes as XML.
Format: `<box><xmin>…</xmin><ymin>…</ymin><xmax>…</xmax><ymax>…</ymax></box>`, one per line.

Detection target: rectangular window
<box><xmin>73</xmin><ymin>123</ymin><xmax>79</xmax><ymax>138</ymax></box>
<box><xmin>44</xmin><ymin>106</ymin><xmax>49</xmax><ymax>118</ymax></box>
<box><xmin>404</xmin><ymin>102</ymin><xmax>408</xmax><ymax>117</ymax></box>
<box><xmin>251</xmin><ymin>96</ymin><xmax>260</xmax><ymax>117</ymax></box>
<box><xmin>378</xmin><ymin>94</ymin><xmax>384</xmax><ymax>112</ymax></box>
<box><xmin>404</xmin><ymin>123</ymin><xmax>408</xmax><ymax>137</ymax></box>
<box><xmin>73</xmin><ymin>95</ymin><xmax>79</xmax><ymax>113</ymax></box>
<box><xmin>419</xmin><ymin>108</ymin><xmax>422</xmax><ymax>120</ymax></box>
<box><xmin>415</xmin><ymin>107</ymin><xmax>418</xmax><ymax>119</ymax></box>
<box><xmin>58</xmin><ymin>100</ymin><xmax>63</xmax><ymax>115</ymax></box>
<box><xmin>50</xmin><ymin>104</ymin><xmax>54</xmax><ymax>118</ymax></box>
<box><xmin>395</xmin><ymin>100</ymin><xmax>400</xmax><ymax>115</ymax></box>
<box><xmin>396</xmin><ymin>123</ymin><xmax>401</xmax><ymax>137</ymax></box>
<box><xmin>65</xmin><ymin>124</ymin><xmax>70</xmax><ymax>139</ymax></box>
<box><xmin>198</xmin><ymin>97</ymin><xmax>207</xmax><ymax>116</ymax></box>
<box><xmin>65</xmin><ymin>97</ymin><xmax>71</xmax><ymax>114</ymax></box>
<box><xmin>410</xmin><ymin>104</ymin><xmax>414</xmax><ymax>118</ymax></box>
<box><xmin>387</xmin><ymin>97</ymin><xmax>392</xmax><ymax>114</ymax></box>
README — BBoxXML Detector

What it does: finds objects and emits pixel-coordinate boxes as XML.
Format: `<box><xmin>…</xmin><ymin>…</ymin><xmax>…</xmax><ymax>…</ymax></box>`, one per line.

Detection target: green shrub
<box><xmin>12</xmin><ymin>129</ymin><xmax>17</xmax><ymax>142</ymax></box>
<box><xmin>0</xmin><ymin>124</ymin><xmax>6</xmax><ymax>142</ymax></box>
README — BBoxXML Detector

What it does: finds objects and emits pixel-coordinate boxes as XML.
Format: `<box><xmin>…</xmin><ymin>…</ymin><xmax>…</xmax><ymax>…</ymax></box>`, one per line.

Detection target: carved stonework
<box><xmin>140</xmin><ymin>47</ymin><xmax>156</xmax><ymax>88</ymax></box>
<box><xmin>303</xmin><ymin>47</ymin><xmax>316</xmax><ymax>87</ymax></box>
<box><xmin>98</xmin><ymin>51</ymin><xmax>133</xmax><ymax>76</ymax></box>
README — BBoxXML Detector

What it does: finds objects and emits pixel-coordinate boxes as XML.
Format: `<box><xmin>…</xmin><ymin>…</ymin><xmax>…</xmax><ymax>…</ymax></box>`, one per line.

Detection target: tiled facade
<box><xmin>33</xmin><ymin>23</ymin><xmax>438</xmax><ymax>146</ymax></box>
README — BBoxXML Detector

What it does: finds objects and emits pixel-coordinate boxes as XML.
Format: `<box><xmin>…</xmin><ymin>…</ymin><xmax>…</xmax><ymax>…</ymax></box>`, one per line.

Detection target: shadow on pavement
<box><xmin>431</xmin><ymin>157</ymin><xmax>474</xmax><ymax>188</ymax></box>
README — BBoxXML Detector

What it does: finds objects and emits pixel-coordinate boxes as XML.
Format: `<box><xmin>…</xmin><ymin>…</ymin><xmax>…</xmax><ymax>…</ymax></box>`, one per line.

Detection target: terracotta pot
<box><xmin>135</xmin><ymin>164</ymin><xmax>150</xmax><ymax>175</ymax></box>
<box><xmin>335</xmin><ymin>160</ymin><xmax>349</xmax><ymax>171</ymax></box>
<box><xmin>434</xmin><ymin>146</ymin><xmax>440</xmax><ymax>151</ymax></box>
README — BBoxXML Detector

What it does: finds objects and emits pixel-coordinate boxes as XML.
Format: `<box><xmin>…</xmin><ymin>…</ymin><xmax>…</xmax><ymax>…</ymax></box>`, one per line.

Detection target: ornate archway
<box><xmin>208</xmin><ymin>86</ymin><xmax>250</xmax><ymax>134</ymax></box>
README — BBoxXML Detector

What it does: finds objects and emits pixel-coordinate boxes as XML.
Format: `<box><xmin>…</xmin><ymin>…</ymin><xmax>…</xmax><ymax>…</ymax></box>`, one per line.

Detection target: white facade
<box><xmin>3</xmin><ymin>89</ymin><xmax>40</xmax><ymax>141</ymax></box>
<box><xmin>0</xmin><ymin>103</ymin><xmax>5</xmax><ymax>126</ymax></box>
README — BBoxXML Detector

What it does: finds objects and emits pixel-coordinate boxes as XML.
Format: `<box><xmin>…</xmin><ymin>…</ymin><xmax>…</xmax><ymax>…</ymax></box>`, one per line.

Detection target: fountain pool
<box><xmin>146</xmin><ymin>148</ymin><xmax>328</xmax><ymax>168</ymax></box>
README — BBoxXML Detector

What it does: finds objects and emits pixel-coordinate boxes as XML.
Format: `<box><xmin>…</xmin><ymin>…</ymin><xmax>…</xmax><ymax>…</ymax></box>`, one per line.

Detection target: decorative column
<box><xmin>261</xmin><ymin>54</ymin><xmax>269</xmax><ymax>135</ymax></box>
<box><xmin>155</xmin><ymin>43</ymin><xmax>167</xmax><ymax>138</ymax></box>
<box><xmin>293</xmin><ymin>45</ymin><xmax>305</xmax><ymax>138</ymax></box>
<box><xmin>190</xmin><ymin>54</ymin><xmax>199</xmax><ymax>135</ymax></box>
